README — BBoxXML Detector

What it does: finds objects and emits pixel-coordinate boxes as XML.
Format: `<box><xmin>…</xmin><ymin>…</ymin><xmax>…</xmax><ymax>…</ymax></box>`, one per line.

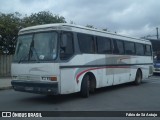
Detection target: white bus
<box><xmin>11</xmin><ymin>23</ymin><xmax>153</xmax><ymax>97</ymax></box>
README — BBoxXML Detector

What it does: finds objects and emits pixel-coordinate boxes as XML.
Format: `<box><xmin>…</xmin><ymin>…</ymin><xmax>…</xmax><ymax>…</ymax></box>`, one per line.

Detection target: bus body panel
<box><xmin>11</xmin><ymin>63</ymin><xmax>60</xmax><ymax>94</ymax></box>
<box><xmin>11</xmin><ymin>63</ymin><xmax>60</xmax><ymax>76</ymax></box>
<box><xmin>59</xmin><ymin>54</ymin><xmax>153</xmax><ymax>94</ymax></box>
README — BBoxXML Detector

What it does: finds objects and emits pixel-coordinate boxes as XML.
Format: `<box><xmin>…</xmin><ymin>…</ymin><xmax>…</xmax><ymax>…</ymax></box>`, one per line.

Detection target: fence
<box><xmin>0</xmin><ymin>55</ymin><xmax>13</xmax><ymax>77</ymax></box>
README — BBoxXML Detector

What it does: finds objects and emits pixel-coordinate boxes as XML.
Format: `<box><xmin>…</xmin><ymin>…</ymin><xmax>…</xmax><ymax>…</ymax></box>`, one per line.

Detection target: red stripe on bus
<box><xmin>76</xmin><ymin>66</ymin><xmax>130</xmax><ymax>83</ymax></box>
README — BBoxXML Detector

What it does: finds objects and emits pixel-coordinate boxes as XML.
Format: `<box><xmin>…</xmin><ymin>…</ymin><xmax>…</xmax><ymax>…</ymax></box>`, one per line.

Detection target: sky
<box><xmin>0</xmin><ymin>0</ymin><xmax>160</xmax><ymax>38</ymax></box>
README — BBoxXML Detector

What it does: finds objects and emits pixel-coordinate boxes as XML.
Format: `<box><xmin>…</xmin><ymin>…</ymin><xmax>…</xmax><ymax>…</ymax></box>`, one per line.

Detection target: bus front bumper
<box><xmin>11</xmin><ymin>80</ymin><xmax>59</xmax><ymax>95</ymax></box>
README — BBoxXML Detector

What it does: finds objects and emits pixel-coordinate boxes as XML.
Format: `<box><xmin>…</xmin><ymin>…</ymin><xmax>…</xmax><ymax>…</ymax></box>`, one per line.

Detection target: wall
<box><xmin>0</xmin><ymin>55</ymin><xmax>13</xmax><ymax>77</ymax></box>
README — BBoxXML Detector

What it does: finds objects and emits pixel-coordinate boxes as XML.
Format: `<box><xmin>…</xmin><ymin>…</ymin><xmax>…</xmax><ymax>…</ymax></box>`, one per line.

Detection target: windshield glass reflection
<box><xmin>14</xmin><ymin>32</ymin><xmax>58</xmax><ymax>63</ymax></box>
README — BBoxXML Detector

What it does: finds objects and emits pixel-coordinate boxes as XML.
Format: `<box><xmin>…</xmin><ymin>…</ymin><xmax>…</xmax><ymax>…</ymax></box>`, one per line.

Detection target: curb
<box><xmin>0</xmin><ymin>86</ymin><xmax>12</xmax><ymax>91</ymax></box>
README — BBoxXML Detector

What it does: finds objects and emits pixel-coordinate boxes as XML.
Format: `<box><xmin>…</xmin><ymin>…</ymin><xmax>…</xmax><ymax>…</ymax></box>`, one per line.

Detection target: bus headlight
<box><xmin>41</xmin><ymin>76</ymin><xmax>57</xmax><ymax>81</ymax></box>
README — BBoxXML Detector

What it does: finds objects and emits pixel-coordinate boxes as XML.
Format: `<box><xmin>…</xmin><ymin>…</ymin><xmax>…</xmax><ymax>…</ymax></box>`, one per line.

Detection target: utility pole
<box><xmin>156</xmin><ymin>27</ymin><xmax>159</xmax><ymax>39</ymax></box>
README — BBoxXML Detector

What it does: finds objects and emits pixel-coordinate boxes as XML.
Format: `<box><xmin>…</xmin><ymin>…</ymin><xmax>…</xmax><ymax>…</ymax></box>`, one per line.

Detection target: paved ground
<box><xmin>0</xmin><ymin>76</ymin><xmax>160</xmax><ymax>120</ymax></box>
<box><xmin>0</xmin><ymin>77</ymin><xmax>12</xmax><ymax>90</ymax></box>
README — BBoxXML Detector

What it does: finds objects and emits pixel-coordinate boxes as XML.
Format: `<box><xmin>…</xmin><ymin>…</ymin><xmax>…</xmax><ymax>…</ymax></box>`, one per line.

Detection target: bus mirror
<box><xmin>0</xmin><ymin>35</ymin><xmax>2</xmax><ymax>40</ymax></box>
<box><xmin>61</xmin><ymin>34</ymin><xmax>67</xmax><ymax>48</ymax></box>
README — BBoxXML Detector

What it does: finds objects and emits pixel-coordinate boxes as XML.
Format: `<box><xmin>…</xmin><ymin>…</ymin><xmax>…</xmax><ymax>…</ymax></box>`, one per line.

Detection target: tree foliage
<box><xmin>0</xmin><ymin>12</ymin><xmax>21</xmax><ymax>54</ymax></box>
<box><xmin>22</xmin><ymin>11</ymin><xmax>66</xmax><ymax>27</ymax></box>
<box><xmin>0</xmin><ymin>11</ymin><xmax>66</xmax><ymax>54</ymax></box>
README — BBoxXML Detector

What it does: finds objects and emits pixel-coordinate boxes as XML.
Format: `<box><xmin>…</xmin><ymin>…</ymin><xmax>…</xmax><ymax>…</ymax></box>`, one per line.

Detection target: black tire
<box><xmin>80</xmin><ymin>75</ymin><xmax>90</xmax><ymax>98</ymax></box>
<box><xmin>90</xmin><ymin>78</ymin><xmax>95</xmax><ymax>93</ymax></box>
<box><xmin>134</xmin><ymin>70</ymin><xmax>142</xmax><ymax>85</ymax></box>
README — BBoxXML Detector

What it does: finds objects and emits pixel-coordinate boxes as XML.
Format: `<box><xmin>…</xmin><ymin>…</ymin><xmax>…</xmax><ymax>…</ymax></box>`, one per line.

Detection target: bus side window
<box><xmin>78</xmin><ymin>33</ymin><xmax>95</xmax><ymax>53</ymax></box>
<box><xmin>145</xmin><ymin>45</ymin><xmax>152</xmax><ymax>56</ymax></box>
<box><xmin>113</xmin><ymin>40</ymin><xmax>118</xmax><ymax>54</ymax></box>
<box><xmin>124</xmin><ymin>41</ymin><xmax>135</xmax><ymax>55</ymax></box>
<box><xmin>135</xmin><ymin>43</ymin><xmax>144</xmax><ymax>56</ymax></box>
<box><xmin>60</xmin><ymin>32</ymin><xmax>74</xmax><ymax>60</ymax></box>
<box><xmin>113</xmin><ymin>39</ymin><xmax>124</xmax><ymax>54</ymax></box>
<box><xmin>97</xmin><ymin>36</ymin><xmax>112</xmax><ymax>54</ymax></box>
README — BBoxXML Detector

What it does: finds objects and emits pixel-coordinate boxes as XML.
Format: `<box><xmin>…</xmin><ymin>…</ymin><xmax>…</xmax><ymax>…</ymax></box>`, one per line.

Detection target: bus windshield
<box><xmin>13</xmin><ymin>32</ymin><xmax>58</xmax><ymax>63</ymax></box>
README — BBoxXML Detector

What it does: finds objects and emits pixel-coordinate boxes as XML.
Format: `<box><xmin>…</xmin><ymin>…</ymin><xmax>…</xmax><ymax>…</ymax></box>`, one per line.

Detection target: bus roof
<box><xmin>19</xmin><ymin>23</ymin><xmax>150</xmax><ymax>43</ymax></box>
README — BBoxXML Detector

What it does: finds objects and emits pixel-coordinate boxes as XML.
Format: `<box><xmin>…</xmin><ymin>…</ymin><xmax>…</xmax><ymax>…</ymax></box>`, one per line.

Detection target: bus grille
<box><xmin>18</xmin><ymin>75</ymin><xmax>40</xmax><ymax>81</ymax></box>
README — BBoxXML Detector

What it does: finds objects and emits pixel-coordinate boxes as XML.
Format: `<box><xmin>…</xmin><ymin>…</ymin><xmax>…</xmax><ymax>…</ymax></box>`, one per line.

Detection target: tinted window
<box><xmin>135</xmin><ymin>43</ymin><xmax>144</xmax><ymax>55</ymax></box>
<box><xmin>78</xmin><ymin>34</ymin><xmax>95</xmax><ymax>53</ymax></box>
<box><xmin>150</xmin><ymin>40</ymin><xmax>160</xmax><ymax>52</ymax></box>
<box><xmin>97</xmin><ymin>37</ymin><xmax>111</xmax><ymax>54</ymax></box>
<box><xmin>113</xmin><ymin>39</ymin><xmax>124</xmax><ymax>54</ymax></box>
<box><xmin>124</xmin><ymin>42</ymin><xmax>135</xmax><ymax>55</ymax></box>
<box><xmin>145</xmin><ymin>45</ymin><xmax>152</xmax><ymax>56</ymax></box>
<box><xmin>60</xmin><ymin>32</ymin><xmax>74</xmax><ymax>60</ymax></box>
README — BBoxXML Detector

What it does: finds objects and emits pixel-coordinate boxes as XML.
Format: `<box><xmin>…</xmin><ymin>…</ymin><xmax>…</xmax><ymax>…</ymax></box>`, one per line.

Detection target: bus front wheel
<box><xmin>80</xmin><ymin>75</ymin><xmax>90</xmax><ymax>98</ymax></box>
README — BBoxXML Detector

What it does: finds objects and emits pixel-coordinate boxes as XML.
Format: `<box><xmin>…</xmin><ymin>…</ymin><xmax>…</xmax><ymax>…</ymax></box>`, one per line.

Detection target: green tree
<box><xmin>0</xmin><ymin>12</ymin><xmax>22</xmax><ymax>54</ymax></box>
<box><xmin>22</xmin><ymin>11</ymin><xmax>66</xmax><ymax>27</ymax></box>
<box><xmin>0</xmin><ymin>11</ymin><xmax>66</xmax><ymax>54</ymax></box>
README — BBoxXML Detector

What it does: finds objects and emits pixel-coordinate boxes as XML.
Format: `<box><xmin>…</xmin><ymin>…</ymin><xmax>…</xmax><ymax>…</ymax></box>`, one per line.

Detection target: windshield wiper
<box><xmin>30</xmin><ymin>47</ymin><xmax>40</xmax><ymax>62</ymax></box>
<box><xmin>18</xmin><ymin>47</ymin><xmax>40</xmax><ymax>63</ymax></box>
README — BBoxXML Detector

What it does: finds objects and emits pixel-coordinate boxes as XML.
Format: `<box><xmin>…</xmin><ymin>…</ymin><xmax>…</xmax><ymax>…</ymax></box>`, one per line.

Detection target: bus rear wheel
<box><xmin>134</xmin><ymin>70</ymin><xmax>142</xmax><ymax>85</ymax></box>
<box><xmin>80</xmin><ymin>75</ymin><xmax>90</xmax><ymax>98</ymax></box>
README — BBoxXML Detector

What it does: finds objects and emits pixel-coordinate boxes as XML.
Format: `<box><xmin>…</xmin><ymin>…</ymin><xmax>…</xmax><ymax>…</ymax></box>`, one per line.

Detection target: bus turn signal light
<box><xmin>50</xmin><ymin>76</ymin><xmax>57</xmax><ymax>81</ymax></box>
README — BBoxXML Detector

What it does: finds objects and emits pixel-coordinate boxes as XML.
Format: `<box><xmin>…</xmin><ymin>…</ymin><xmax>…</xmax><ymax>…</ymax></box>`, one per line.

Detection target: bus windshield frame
<box><xmin>13</xmin><ymin>31</ymin><xmax>58</xmax><ymax>63</ymax></box>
